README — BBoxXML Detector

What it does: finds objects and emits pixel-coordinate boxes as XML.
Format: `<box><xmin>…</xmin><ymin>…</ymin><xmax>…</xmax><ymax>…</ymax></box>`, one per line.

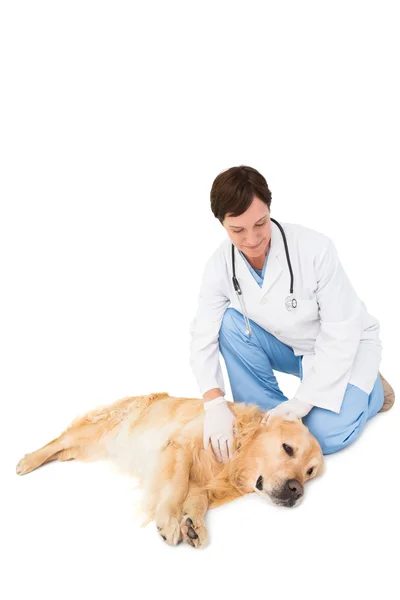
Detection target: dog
<box><xmin>16</xmin><ymin>392</ymin><xmax>324</xmax><ymax>547</ymax></box>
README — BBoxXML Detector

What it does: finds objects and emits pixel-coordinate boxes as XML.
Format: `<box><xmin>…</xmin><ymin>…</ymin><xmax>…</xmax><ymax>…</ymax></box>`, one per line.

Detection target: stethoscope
<box><xmin>231</xmin><ymin>218</ymin><xmax>297</xmax><ymax>336</ymax></box>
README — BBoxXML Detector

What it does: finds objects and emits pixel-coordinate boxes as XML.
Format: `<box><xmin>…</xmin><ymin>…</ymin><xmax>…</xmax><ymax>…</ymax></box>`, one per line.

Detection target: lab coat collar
<box><xmin>236</xmin><ymin>219</ymin><xmax>286</xmax><ymax>298</ymax></box>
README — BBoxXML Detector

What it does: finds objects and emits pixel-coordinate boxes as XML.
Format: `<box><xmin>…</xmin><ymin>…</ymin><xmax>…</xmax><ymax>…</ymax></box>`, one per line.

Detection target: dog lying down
<box><xmin>16</xmin><ymin>392</ymin><xmax>324</xmax><ymax>548</ymax></box>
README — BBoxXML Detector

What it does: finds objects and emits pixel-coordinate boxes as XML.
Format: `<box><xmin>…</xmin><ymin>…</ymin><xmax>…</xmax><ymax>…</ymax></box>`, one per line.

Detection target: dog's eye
<box><xmin>282</xmin><ymin>443</ymin><xmax>294</xmax><ymax>457</ymax></box>
<box><xmin>307</xmin><ymin>467</ymin><xmax>314</xmax><ymax>476</ymax></box>
<box><xmin>255</xmin><ymin>475</ymin><xmax>264</xmax><ymax>490</ymax></box>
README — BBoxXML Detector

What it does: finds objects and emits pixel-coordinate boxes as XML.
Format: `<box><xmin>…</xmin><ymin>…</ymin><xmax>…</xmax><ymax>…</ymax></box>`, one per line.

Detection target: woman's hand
<box><xmin>203</xmin><ymin>396</ymin><xmax>235</xmax><ymax>463</ymax></box>
<box><xmin>266</xmin><ymin>397</ymin><xmax>313</xmax><ymax>420</ymax></box>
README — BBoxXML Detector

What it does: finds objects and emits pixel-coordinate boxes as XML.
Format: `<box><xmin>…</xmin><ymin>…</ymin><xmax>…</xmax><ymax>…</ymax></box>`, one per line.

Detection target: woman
<box><xmin>189</xmin><ymin>165</ymin><xmax>395</xmax><ymax>463</ymax></box>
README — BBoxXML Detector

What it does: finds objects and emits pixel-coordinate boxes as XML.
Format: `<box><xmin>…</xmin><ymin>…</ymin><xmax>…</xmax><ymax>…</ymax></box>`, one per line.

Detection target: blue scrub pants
<box><xmin>219</xmin><ymin>308</ymin><xmax>384</xmax><ymax>455</ymax></box>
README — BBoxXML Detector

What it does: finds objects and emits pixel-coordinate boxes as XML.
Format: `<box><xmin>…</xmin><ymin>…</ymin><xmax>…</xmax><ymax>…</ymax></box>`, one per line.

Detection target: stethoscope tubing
<box><xmin>231</xmin><ymin>218</ymin><xmax>297</xmax><ymax>335</ymax></box>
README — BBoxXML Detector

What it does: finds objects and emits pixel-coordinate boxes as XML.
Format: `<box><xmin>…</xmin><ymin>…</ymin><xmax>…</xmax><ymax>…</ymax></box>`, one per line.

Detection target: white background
<box><xmin>1</xmin><ymin>2</ymin><xmax>399</xmax><ymax>599</ymax></box>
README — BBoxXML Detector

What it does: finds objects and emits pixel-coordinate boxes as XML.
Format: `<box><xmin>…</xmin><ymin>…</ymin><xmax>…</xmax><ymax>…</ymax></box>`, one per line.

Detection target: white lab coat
<box><xmin>189</xmin><ymin>220</ymin><xmax>382</xmax><ymax>413</ymax></box>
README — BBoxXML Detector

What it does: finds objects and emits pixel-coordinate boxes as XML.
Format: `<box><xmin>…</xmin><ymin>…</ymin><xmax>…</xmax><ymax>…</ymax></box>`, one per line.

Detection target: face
<box><xmin>222</xmin><ymin>196</ymin><xmax>271</xmax><ymax>259</ymax></box>
<box><xmin>247</xmin><ymin>415</ymin><xmax>324</xmax><ymax>508</ymax></box>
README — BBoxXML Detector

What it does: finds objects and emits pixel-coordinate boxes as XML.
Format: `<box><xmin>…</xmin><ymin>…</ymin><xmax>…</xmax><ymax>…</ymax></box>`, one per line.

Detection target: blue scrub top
<box><xmin>239</xmin><ymin>245</ymin><xmax>270</xmax><ymax>287</ymax></box>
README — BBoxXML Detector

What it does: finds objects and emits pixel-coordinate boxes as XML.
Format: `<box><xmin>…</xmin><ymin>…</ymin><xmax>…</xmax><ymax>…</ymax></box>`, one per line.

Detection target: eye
<box><xmin>282</xmin><ymin>443</ymin><xmax>294</xmax><ymax>457</ymax></box>
<box><xmin>231</xmin><ymin>220</ymin><xmax>267</xmax><ymax>234</ymax></box>
<box><xmin>255</xmin><ymin>475</ymin><xmax>264</xmax><ymax>490</ymax></box>
<box><xmin>307</xmin><ymin>467</ymin><xmax>314</xmax><ymax>476</ymax></box>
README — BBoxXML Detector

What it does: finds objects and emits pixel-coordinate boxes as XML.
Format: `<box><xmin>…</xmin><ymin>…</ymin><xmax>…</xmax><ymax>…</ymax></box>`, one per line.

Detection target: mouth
<box><xmin>270</xmin><ymin>495</ymin><xmax>302</xmax><ymax>508</ymax></box>
<box><xmin>245</xmin><ymin>239</ymin><xmax>263</xmax><ymax>250</ymax></box>
<box><xmin>255</xmin><ymin>488</ymin><xmax>301</xmax><ymax>508</ymax></box>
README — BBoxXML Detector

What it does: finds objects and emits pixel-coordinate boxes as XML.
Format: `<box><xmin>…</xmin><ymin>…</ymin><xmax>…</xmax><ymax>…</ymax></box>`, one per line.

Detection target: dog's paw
<box><xmin>156</xmin><ymin>517</ymin><xmax>181</xmax><ymax>546</ymax></box>
<box><xmin>180</xmin><ymin>516</ymin><xmax>208</xmax><ymax>548</ymax></box>
<box><xmin>16</xmin><ymin>454</ymin><xmax>34</xmax><ymax>476</ymax></box>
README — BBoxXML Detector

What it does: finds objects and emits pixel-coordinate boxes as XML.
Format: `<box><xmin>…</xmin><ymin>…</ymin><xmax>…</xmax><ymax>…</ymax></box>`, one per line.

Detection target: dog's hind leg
<box><xmin>16</xmin><ymin>433</ymin><xmax>79</xmax><ymax>475</ymax></box>
<box><xmin>16</xmin><ymin>400</ymin><xmax>132</xmax><ymax>476</ymax></box>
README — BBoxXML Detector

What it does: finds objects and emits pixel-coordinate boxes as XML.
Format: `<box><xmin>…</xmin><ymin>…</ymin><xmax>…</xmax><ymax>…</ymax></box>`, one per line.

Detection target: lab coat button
<box><xmin>261</xmin><ymin>296</ymin><xmax>268</xmax><ymax>304</ymax></box>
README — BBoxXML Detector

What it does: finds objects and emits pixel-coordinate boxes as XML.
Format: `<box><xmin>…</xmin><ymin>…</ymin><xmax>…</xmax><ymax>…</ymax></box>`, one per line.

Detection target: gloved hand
<box><xmin>203</xmin><ymin>396</ymin><xmax>235</xmax><ymax>463</ymax></box>
<box><xmin>266</xmin><ymin>397</ymin><xmax>313</xmax><ymax>420</ymax></box>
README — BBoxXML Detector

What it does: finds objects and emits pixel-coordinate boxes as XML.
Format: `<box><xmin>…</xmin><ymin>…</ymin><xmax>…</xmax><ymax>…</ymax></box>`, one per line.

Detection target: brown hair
<box><xmin>210</xmin><ymin>165</ymin><xmax>272</xmax><ymax>223</ymax></box>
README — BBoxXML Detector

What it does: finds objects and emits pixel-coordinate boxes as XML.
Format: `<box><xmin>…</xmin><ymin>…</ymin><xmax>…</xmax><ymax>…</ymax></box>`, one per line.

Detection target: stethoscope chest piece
<box><xmin>285</xmin><ymin>294</ymin><xmax>297</xmax><ymax>311</ymax></box>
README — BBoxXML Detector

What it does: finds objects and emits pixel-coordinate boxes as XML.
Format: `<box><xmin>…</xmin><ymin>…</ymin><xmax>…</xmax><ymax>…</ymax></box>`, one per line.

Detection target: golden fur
<box><xmin>16</xmin><ymin>392</ymin><xmax>324</xmax><ymax>547</ymax></box>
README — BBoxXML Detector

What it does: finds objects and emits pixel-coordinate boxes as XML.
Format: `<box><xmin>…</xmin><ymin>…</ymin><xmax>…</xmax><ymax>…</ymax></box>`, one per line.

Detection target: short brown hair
<box><xmin>210</xmin><ymin>165</ymin><xmax>272</xmax><ymax>223</ymax></box>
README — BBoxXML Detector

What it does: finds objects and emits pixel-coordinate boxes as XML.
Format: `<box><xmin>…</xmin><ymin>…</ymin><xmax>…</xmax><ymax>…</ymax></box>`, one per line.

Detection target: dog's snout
<box><xmin>286</xmin><ymin>479</ymin><xmax>303</xmax><ymax>500</ymax></box>
<box><xmin>272</xmin><ymin>478</ymin><xmax>305</xmax><ymax>507</ymax></box>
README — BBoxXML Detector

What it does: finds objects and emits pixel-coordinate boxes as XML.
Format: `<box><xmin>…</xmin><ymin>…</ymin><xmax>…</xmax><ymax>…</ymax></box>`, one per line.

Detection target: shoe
<box><xmin>378</xmin><ymin>373</ymin><xmax>395</xmax><ymax>412</ymax></box>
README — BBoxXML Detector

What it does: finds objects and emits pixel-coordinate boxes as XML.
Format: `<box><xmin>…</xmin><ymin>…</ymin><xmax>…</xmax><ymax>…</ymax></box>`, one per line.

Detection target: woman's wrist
<box><xmin>203</xmin><ymin>388</ymin><xmax>224</xmax><ymax>402</ymax></box>
<box><xmin>203</xmin><ymin>396</ymin><xmax>226</xmax><ymax>411</ymax></box>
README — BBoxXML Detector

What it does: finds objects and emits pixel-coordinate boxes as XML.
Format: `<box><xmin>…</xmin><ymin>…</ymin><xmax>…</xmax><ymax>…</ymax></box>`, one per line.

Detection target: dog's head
<box><xmin>235</xmin><ymin>412</ymin><xmax>324</xmax><ymax>507</ymax></box>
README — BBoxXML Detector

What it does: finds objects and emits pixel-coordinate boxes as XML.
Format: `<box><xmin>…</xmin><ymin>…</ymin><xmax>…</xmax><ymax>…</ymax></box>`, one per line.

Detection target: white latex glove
<box><xmin>203</xmin><ymin>396</ymin><xmax>235</xmax><ymax>463</ymax></box>
<box><xmin>266</xmin><ymin>397</ymin><xmax>313</xmax><ymax>420</ymax></box>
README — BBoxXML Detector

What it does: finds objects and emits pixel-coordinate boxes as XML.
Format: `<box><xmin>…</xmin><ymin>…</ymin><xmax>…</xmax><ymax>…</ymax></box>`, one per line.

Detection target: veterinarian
<box><xmin>189</xmin><ymin>165</ymin><xmax>395</xmax><ymax>462</ymax></box>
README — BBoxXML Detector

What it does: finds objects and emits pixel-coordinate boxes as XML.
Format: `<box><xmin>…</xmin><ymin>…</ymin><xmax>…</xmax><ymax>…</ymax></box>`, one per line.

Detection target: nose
<box><xmin>286</xmin><ymin>479</ymin><xmax>304</xmax><ymax>500</ymax></box>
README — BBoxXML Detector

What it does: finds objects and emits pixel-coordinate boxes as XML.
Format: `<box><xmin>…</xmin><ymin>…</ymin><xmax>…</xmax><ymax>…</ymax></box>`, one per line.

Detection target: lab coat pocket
<box><xmin>292</xmin><ymin>296</ymin><xmax>319</xmax><ymax>335</ymax></box>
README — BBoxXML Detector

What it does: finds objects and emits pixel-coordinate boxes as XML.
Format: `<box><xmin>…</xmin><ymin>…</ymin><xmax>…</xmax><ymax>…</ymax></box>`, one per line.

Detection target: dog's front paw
<box><xmin>180</xmin><ymin>516</ymin><xmax>208</xmax><ymax>548</ymax></box>
<box><xmin>156</xmin><ymin>517</ymin><xmax>181</xmax><ymax>546</ymax></box>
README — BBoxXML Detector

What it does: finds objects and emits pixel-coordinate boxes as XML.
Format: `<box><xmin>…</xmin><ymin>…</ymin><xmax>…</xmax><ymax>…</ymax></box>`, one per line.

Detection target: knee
<box><xmin>220</xmin><ymin>307</ymin><xmax>244</xmax><ymax>336</ymax></box>
<box><xmin>319</xmin><ymin>433</ymin><xmax>353</xmax><ymax>456</ymax></box>
<box><xmin>303</xmin><ymin>408</ymin><xmax>366</xmax><ymax>455</ymax></box>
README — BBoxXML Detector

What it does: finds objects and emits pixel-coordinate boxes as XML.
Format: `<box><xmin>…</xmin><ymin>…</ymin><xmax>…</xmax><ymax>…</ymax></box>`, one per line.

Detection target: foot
<box><xmin>16</xmin><ymin>453</ymin><xmax>36</xmax><ymax>475</ymax></box>
<box><xmin>180</xmin><ymin>516</ymin><xmax>209</xmax><ymax>548</ymax></box>
<box><xmin>378</xmin><ymin>373</ymin><xmax>395</xmax><ymax>412</ymax></box>
<box><xmin>156</xmin><ymin>516</ymin><xmax>181</xmax><ymax>546</ymax></box>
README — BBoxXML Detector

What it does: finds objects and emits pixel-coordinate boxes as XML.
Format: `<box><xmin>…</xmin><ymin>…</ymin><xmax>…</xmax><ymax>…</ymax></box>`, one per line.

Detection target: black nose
<box><xmin>286</xmin><ymin>479</ymin><xmax>304</xmax><ymax>500</ymax></box>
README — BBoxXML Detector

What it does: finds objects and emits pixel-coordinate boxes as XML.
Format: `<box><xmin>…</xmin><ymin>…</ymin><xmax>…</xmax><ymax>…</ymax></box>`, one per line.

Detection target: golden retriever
<box><xmin>16</xmin><ymin>392</ymin><xmax>324</xmax><ymax>547</ymax></box>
